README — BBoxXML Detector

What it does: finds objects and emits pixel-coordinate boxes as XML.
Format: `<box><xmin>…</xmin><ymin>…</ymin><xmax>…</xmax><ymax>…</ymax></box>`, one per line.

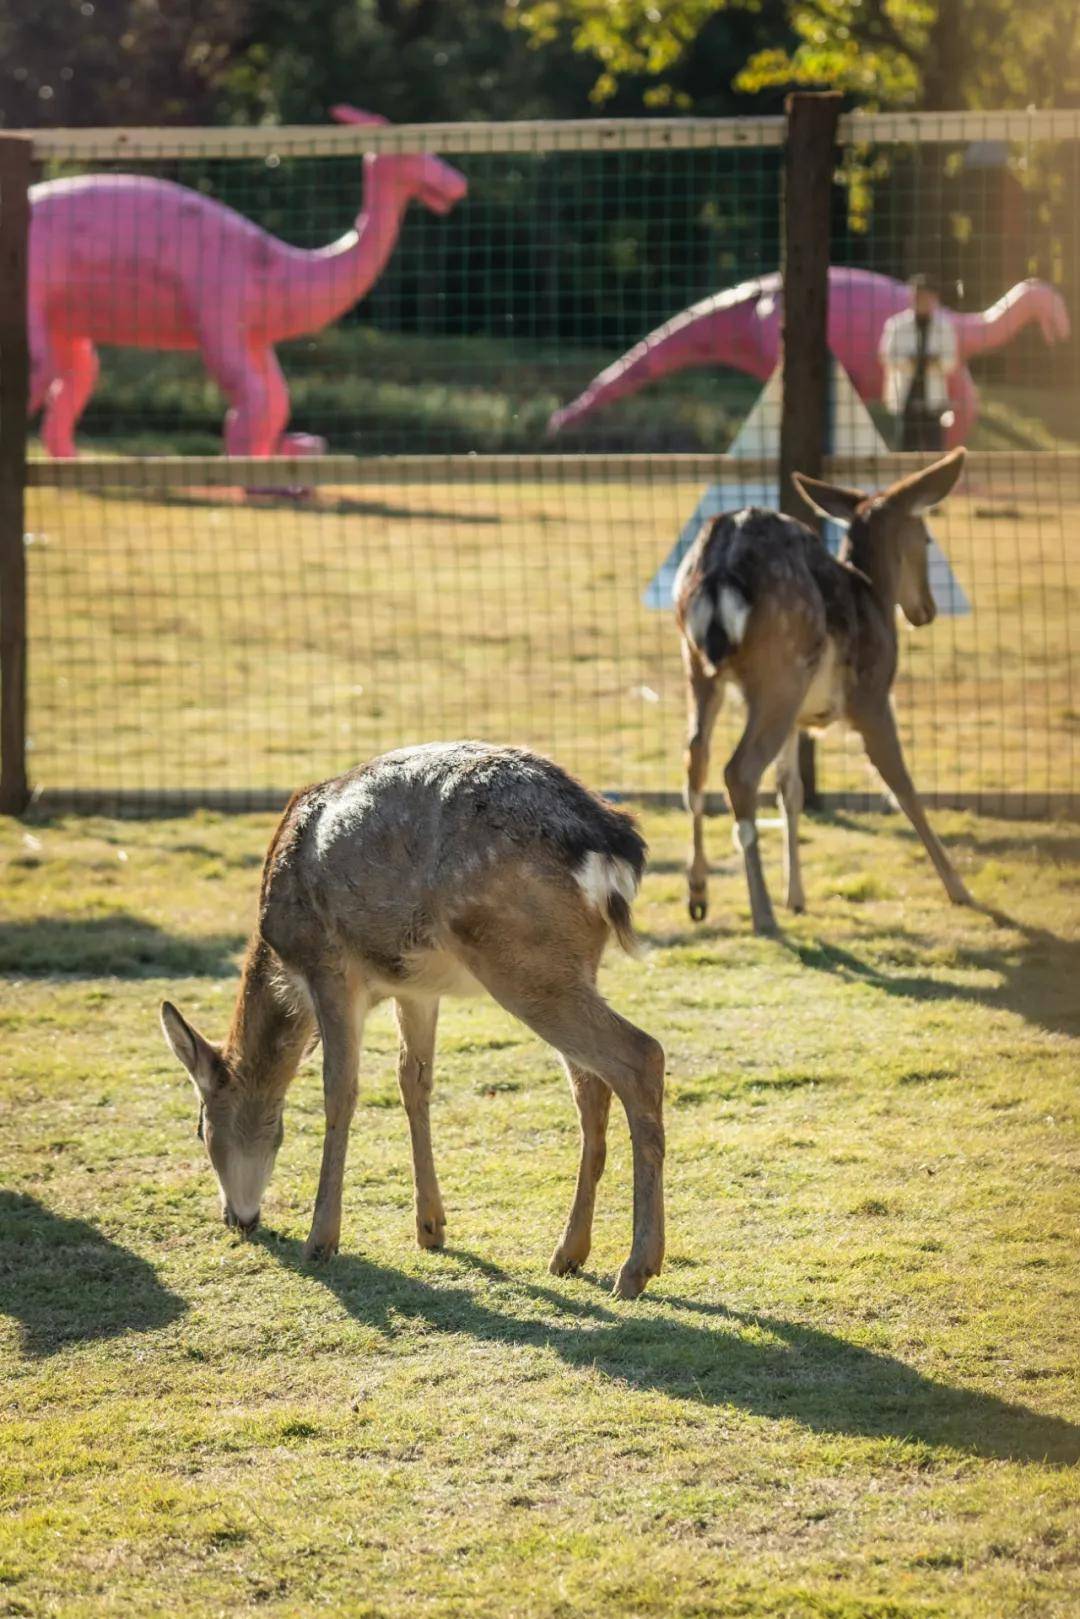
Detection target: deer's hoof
<box><xmin>688</xmin><ymin>895</ymin><xmax>708</xmax><ymax>923</ymax></box>
<box><xmin>753</xmin><ymin>913</ymin><xmax>779</xmax><ymax>937</ymax></box>
<box><xmin>612</xmin><ymin>1262</ymin><xmax>654</xmax><ymax>1301</ymax></box>
<box><xmin>949</xmin><ymin>884</ymin><xmax>975</xmax><ymax>907</ymax></box>
<box><xmin>550</xmin><ymin>1243</ymin><xmax>587</xmax><ymax>1277</ymax></box>
<box><xmin>416</xmin><ymin>1217</ymin><xmax>446</xmax><ymax>1251</ymax></box>
<box><xmin>303</xmin><ymin>1233</ymin><xmax>339</xmax><ymax>1263</ymax></box>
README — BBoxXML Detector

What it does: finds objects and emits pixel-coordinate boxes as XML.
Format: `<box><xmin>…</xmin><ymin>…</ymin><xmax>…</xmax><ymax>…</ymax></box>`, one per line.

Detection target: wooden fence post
<box><xmin>779</xmin><ymin>91</ymin><xmax>841</xmax><ymax>811</ymax></box>
<box><xmin>0</xmin><ymin>135</ymin><xmax>32</xmax><ymax>815</ymax></box>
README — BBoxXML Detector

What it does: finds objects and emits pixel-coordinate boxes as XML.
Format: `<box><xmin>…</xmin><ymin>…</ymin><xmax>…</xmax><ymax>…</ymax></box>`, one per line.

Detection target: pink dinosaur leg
<box><xmin>947</xmin><ymin>367</ymin><xmax>978</xmax><ymax>448</ymax></box>
<box><xmin>195</xmin><ymin>327</ymin><xmax>289</xmax><ymax>456</ymax></box>
<box><xmin>28</xmin><ymin>303</ymin><xmax>53</xmax><ymax>419</ymax></box>
<box><xmin>248</xmin><ymin>345</ymin><xmax>326</xmax><ymax>457</ymax></box>
<box><xmin>39</xmin><ymin>338</ymin><xmax>100</xmax><ymax>460</ymax></box>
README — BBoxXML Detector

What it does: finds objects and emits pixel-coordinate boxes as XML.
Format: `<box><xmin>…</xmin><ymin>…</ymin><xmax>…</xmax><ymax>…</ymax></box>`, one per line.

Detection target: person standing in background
<box><xmin>879</xmin><ymin>274</ymin><xmax>959</xmax><ymax>450</ymax></box>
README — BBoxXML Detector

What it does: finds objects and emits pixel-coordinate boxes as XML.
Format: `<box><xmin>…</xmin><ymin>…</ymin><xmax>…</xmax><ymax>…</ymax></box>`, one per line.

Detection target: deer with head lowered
<box><xmin>675</xmin><ymin>448</ymin><xmax>974</xmax><ymax>935</ymax></box>
<box><xmin>159</xmin><ymin>742</ymin><xmax>665</xmax><ymax>1300</ymax></box>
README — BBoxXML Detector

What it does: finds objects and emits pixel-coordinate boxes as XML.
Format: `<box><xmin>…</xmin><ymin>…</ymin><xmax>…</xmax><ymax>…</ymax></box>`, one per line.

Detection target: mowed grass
<box><xmin>25</xmin><ymin>468</ymin><xmax>1080</xmax><ymax>802</ymax></box>
<box><xmin>1</xmin><ymin>802</ymin><xmax>1079</xmax><ymax>1618</ymax></box>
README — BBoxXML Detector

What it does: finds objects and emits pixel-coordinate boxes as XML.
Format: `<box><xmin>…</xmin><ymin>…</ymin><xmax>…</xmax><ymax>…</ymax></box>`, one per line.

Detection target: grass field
<box><xmin>2</xmin><ymin>801</ymin><xmax>1078</xmax><ymax>1617</ymax></box>
<box><xmin>26</xmin><ymin>465</ymin><xmax>1080</xmax><ymax>805</ymax></box>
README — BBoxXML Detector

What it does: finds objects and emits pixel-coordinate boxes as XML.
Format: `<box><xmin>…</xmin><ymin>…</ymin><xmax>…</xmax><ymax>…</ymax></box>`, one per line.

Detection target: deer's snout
<box><xmin>224</xmin><ymin>1206</ymin><xmax>261</xmax><ymax>1237</ymax></box>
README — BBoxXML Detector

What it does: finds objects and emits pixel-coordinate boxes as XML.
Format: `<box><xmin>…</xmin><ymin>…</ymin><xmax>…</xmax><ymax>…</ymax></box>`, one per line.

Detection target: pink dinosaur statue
<box><xmin>548</xmin><ymin>267</ymin><xmax>1070</xmax><ymax>447</ymax></box>
<box><xmin>28</xmin><ymin>107</ymin><xmax>467</xmax><ymax>458</ymax></box>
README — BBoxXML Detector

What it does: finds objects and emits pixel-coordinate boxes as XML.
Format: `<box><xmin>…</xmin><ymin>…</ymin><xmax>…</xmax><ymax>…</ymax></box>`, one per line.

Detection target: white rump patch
<box><xmin>718</xmin><ymin>586</ymin><xmax>750</xmax><ymax>646</ymax></box>
<box><xmin>574</xmin><ymin>851</ymin><xmax>639</xmax><ymax>915</ymax></box>
<box><xmin>684</xmin><ymin>592</ymin><xmax>714</xmax><ymax>652</ymax></box>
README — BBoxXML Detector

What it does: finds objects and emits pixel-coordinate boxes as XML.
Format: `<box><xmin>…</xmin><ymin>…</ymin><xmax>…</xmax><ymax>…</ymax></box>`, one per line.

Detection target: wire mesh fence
<box><xmin>9</xmin><ymin>110</ymin><xmax>1080</xmax><ymax>814</ymax></box>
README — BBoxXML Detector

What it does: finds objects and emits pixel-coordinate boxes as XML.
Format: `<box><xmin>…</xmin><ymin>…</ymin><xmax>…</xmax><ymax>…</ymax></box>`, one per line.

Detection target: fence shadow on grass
<box><xmin>0</xmin><ymin>1192</ymin><xmax>185</xmax><ymax>1358</ymax></box>
<box><xmin>92</xmin><ymin>485</ymin><xmax>503</xmax><ymax>525</ymax></box>
<box><xmin>0</xmin><ymin>913</ymin><xmax>245</xmax><ymax>978</ymax></box>
<box><xmin>261</xmin><ymin>1236</ymin><xmax>1080</xmax><ymax>1468</ymax></box>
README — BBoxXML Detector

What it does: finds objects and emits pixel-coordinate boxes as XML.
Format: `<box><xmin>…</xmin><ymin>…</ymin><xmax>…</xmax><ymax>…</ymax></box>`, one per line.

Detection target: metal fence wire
<box><xmin>10</xmin><ymin>110</ymin><xmax>1080</xmax><ymax>814</ymax></box>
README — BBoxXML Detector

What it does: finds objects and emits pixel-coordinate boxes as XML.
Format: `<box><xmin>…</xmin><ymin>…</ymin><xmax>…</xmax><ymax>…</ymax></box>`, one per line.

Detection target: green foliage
<box><xmin>508</xmin><ymin>0</ymin><xmax>736</xmax><ymax>105</ymax></box>
<box><xmin>510</xmin><ymin>0</ymin><xmax>1080</xmax><ymax>110</ymax></box>
<box><xmin>0</xmin><ymin>0</ymin><xmax>248</xmax><ymax>127</ymax></box>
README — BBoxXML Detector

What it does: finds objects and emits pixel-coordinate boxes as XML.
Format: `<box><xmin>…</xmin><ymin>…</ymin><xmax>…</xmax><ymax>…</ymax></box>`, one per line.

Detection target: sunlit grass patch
<box><xmin>0</xmin><ymin>804</ymin><xmax>1078</xmax><ymax>1616</ymax></box>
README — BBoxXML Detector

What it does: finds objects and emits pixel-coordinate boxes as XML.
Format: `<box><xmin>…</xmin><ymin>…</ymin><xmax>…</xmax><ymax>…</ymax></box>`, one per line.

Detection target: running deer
<box><xmin>159</xmin><ymin>742</ymin><xmax>665</xmax><ymax>1299</ymax></box>
<box><xmin>675</xmin><ymin>448</ymin><xmax>974</xmax><ymax>934</ymax></box>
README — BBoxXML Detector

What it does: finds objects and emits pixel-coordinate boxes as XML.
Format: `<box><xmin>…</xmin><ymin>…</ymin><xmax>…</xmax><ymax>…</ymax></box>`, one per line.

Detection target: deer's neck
<box><xmin>223</xmin><ymin>937</ymin><xmax>315</xmax><ymax>1101</ymax></box>
<box><xmin>846</xmin><ymin>519</ymin><xmax>900</xmax><ymax>633</ymax></box>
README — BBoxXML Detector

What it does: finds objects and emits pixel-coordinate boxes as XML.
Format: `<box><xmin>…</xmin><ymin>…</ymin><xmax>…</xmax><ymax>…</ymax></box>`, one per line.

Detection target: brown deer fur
<box><xmin>160</xmin><ymin>742</ymin><xmax>665</xmax><ymax>1300</ymax></box>
<box><xmin>674</xmin><ymin>448</ymin><xmax>973</xmax><ymax>934</ymax></box>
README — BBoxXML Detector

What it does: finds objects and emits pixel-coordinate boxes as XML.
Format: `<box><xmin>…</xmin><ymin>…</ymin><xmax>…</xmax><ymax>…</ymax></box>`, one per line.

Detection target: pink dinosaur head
<box><xmin>331</xmin><ymin>104</ymin><xmax>467</xmax><ymax>217</ymax></box>
<box><xmin>1025</xmin><ymin>279</ymin><xmax>1071</xmax><ymax>345</ymax></box>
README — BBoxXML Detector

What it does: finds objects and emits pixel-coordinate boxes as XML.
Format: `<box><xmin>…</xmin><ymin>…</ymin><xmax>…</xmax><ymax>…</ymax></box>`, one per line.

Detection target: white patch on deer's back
<box><xmin>718</xmin><ymin>586</ymin><xmax>750</xmax><ymax>646</ymax></box>
<box><xmin>574</xmin><ymin>851</ymin><xmax>639</xmax><ymax>915</ymax></box>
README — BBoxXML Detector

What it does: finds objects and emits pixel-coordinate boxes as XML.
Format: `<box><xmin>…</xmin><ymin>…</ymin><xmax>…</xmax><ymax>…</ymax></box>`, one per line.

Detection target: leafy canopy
<box><xmin>507</xmin><ymin>0</ymin><xmax>1080</xmax><ymax>110</ymax></box>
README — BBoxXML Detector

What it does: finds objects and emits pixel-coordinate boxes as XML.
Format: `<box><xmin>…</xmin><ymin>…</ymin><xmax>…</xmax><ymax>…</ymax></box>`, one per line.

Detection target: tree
<box><xmin>0</xmin><ymin>0</ymin><xmax>249</xmax><ymax>127</ymax></box>
<box><xmin>508</xmin><ymin>0</ymin><xmax>1080</xmax><ymax>111</ymax></box>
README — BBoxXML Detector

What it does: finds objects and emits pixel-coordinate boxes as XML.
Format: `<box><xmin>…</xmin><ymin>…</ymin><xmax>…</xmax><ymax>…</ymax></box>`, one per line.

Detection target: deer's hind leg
<box><xmin>684</xmin><ymin>648</ymin><xmax>724</xmax><ymax>922</ymax></box>
<box><xmin>725</xmin><ymin>675</ymin><xmax>809</xmax><ymax>935</ymax></box>
<box><xmin>394</xmin><ymin>996</ymin><xmax>446</xmax><ymax>1250</ymax></box>
<box><xmin>461</xmin><ymin>946</ymin><xmax>664</xmax><ymax>1301</ymax></box>
<box><xmin>550</xmin><ymin>1064</ymin><xmax>612</xmax><ymax>1277</ymax></box>
<box><xmin>775</xmin><ymin>729</ymin><xmax>807</xmax><ymax>913</ymax></box>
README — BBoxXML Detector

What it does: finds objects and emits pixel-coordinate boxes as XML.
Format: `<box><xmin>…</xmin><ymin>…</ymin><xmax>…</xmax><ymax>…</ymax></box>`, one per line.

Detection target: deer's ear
<box><xmin>885</xmin><ymin>447</ymin><xmax>966</xmax><ymax>516</ymax></box>
<box><xmin>791</xmin><ymin>472</ymin><xmax>866</xmax><ymax>530</ymax></box>
<box><xmin>160</xmin><ymin>1001</ymin><xmax>227</xmax><ymax>1102</ymax></box>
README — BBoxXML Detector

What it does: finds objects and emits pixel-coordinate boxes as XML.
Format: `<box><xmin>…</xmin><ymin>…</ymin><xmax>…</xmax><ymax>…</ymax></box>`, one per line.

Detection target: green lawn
<box><xmin>2</xmin><ymin>803</ymin><xmax>1078</xmax><ymax>1617</ymax></box>
<box><xmin>25</xmin><ymin>466</ymin><xmax>1080</xmax><ymax>806</ymax></box>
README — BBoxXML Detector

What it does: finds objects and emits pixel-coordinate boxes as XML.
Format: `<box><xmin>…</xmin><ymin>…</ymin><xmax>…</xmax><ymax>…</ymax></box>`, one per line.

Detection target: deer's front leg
<box><xmin>394</xmin><ymin>997</ymin><xmax>445</xmax><ymax>1250</ymax></box>
<box><xmin>856</xmin><ymin>700</ymin><xmax>973</xmax><ymax>906</ymax></box>
<box><xmin>305</xmin><ymin>977</ymin><xmax>363</xmax><ymax>1261</ymax></box>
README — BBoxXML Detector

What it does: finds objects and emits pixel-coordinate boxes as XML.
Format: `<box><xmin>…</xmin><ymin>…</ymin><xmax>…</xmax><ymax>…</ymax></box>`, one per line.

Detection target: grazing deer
<box><xmin>160</xmin><ymin>742</ymin><xmax>665</xmax><ymax>1299</ymax></box>
<box><xmin>675</xmin><ymin>448</ymin><xmax>974</xmax><ymax>935</ymax></box>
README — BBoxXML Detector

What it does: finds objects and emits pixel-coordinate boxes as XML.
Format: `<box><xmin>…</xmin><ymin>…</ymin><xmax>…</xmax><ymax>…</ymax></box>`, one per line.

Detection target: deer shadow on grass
<box><xmin>822</xmin><ymin>810</ymin><xmax>1080</xmax><ymax>870</ymax></box>
<box><xmin>0</xmin><ymin>1192</ymin><xmax>186</xmax><ymax>1357</ymax></box>
<box><xmin>261</xmin><ymin>1236</ymin><xmax>1080</xmax><ymax>1467</ymax></box>
<box><xmin>782</xmin><ymin>903</ymin><xmax>1080</xmax><ymax>1039</ymax></box>
<box><xmin>0</xmin><ymin>913</ymin><xmax>244</xmax><ymax>978</ymax></box>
